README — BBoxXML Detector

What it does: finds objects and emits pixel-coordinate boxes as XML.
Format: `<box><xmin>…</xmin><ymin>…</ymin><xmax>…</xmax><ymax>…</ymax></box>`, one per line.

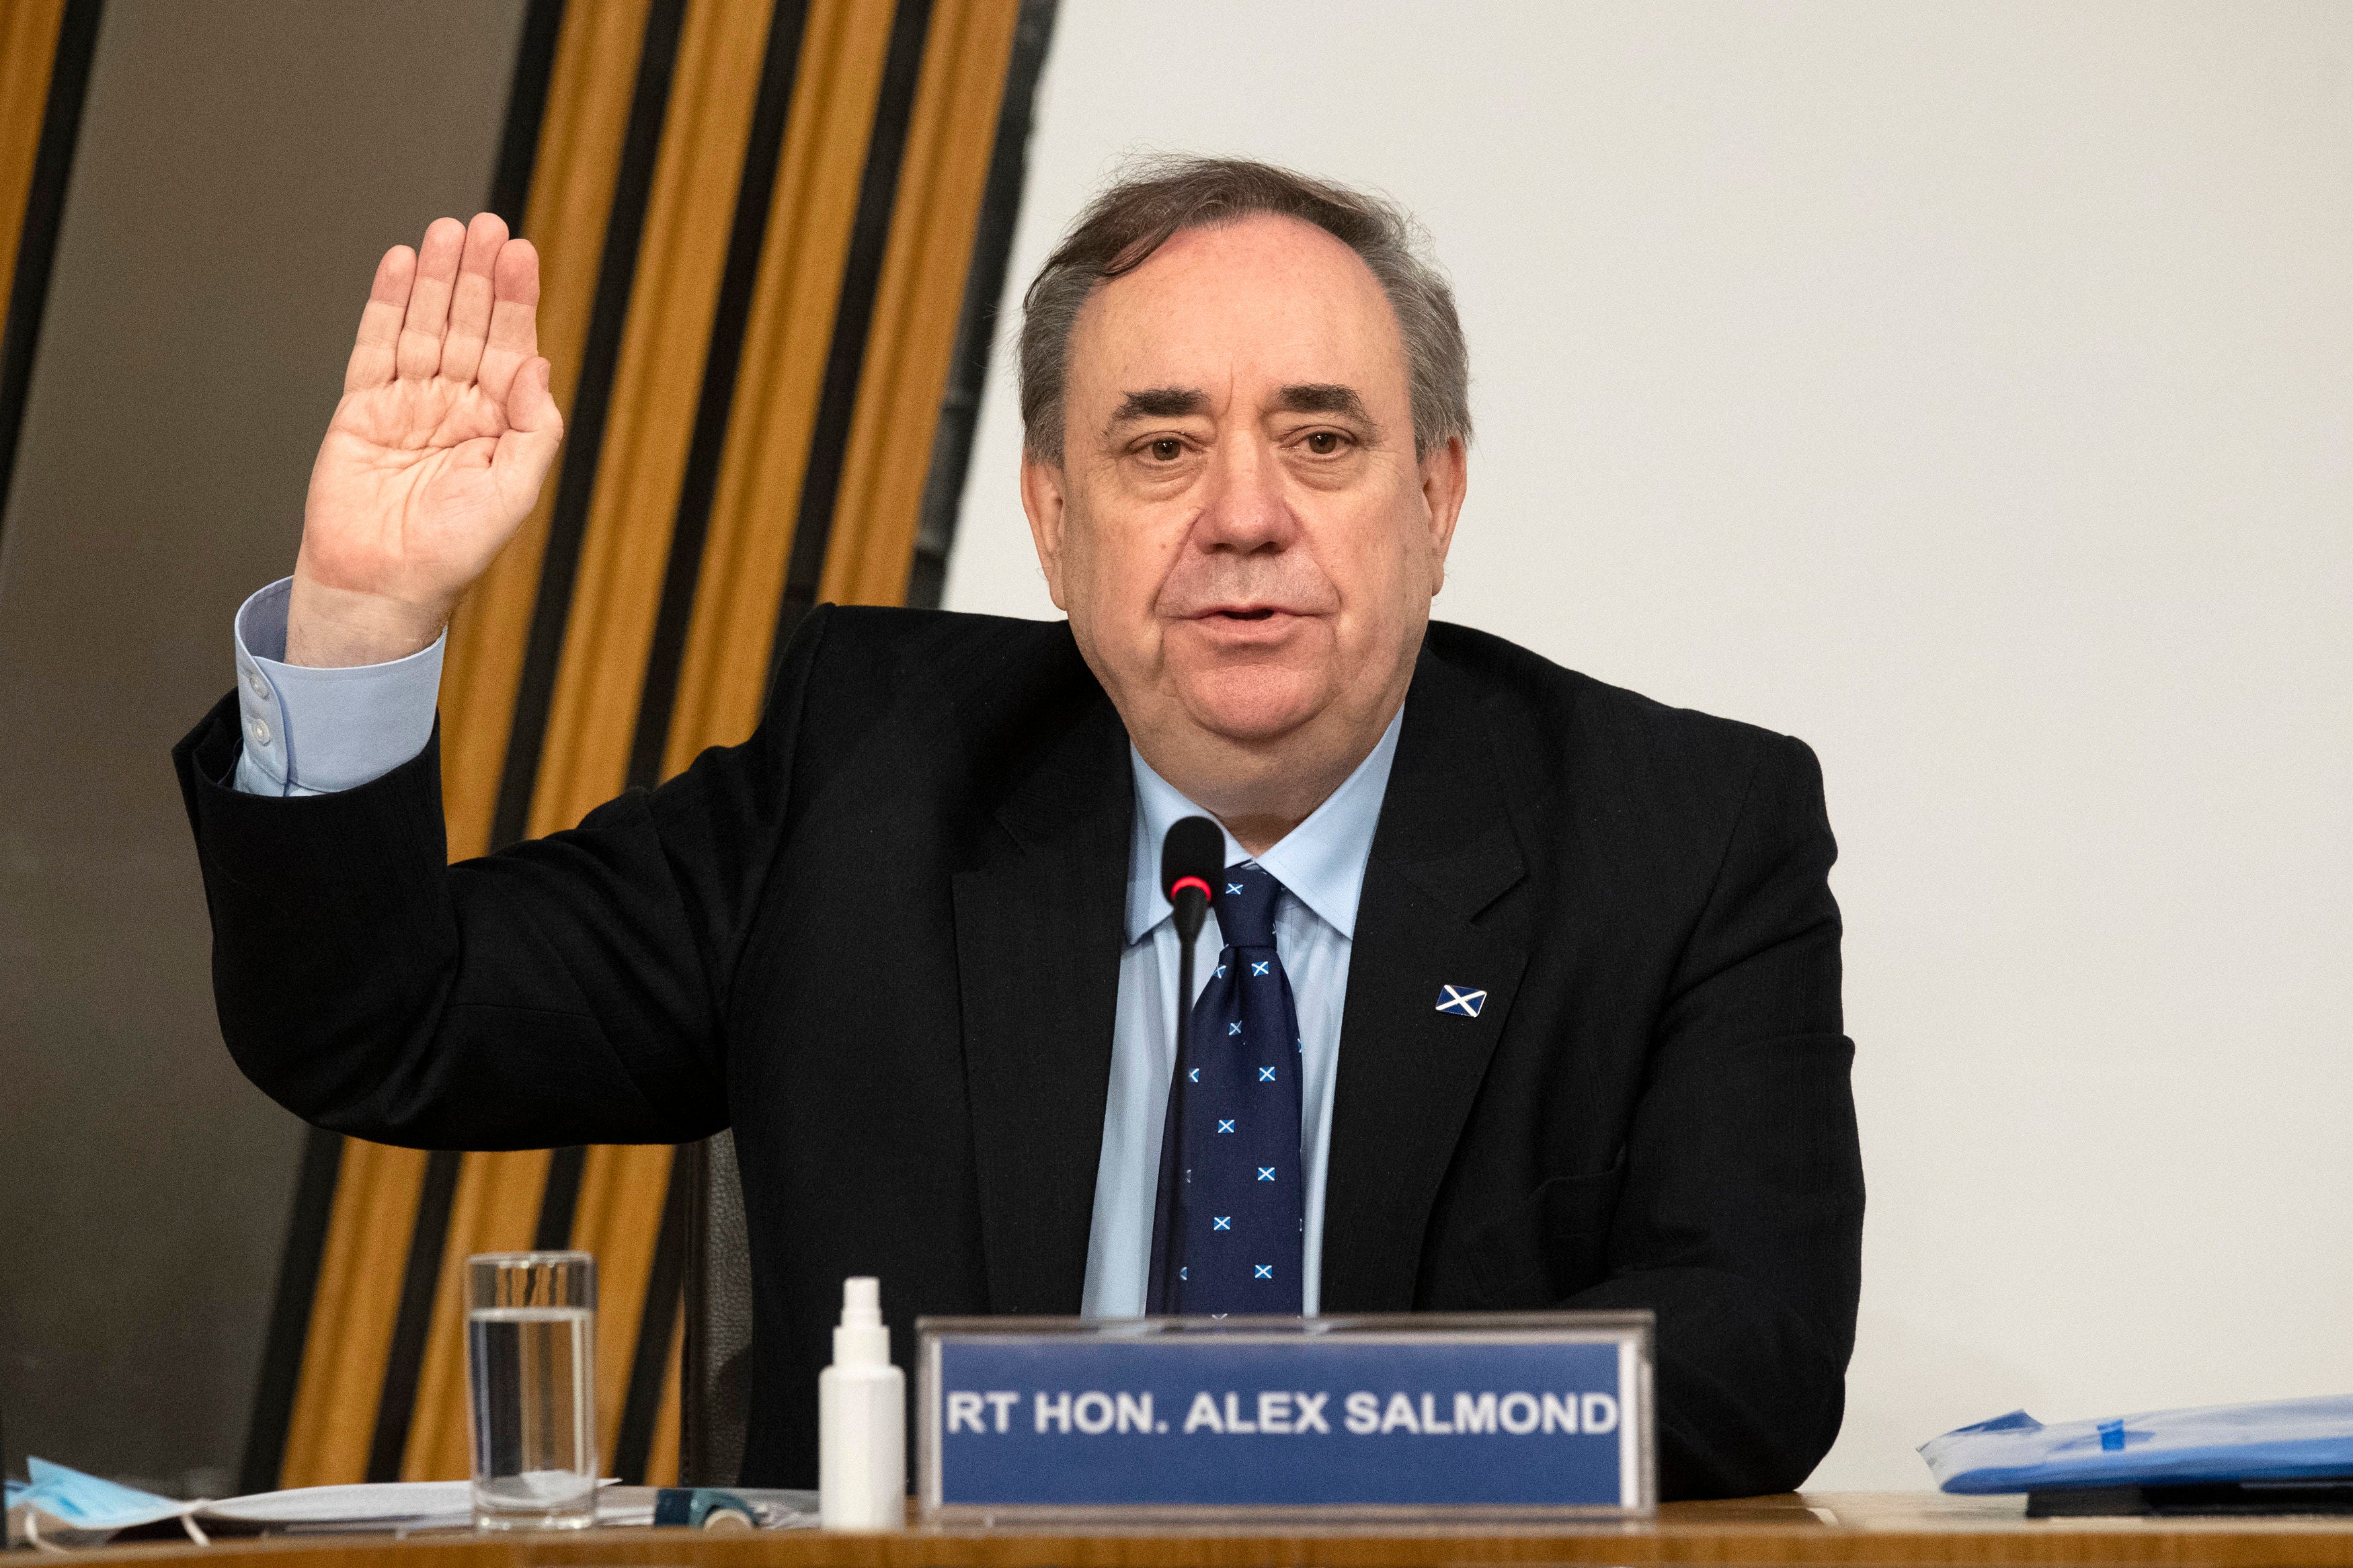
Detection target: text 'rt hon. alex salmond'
<box><xmin>175</xmin><ymin>157</ymin><xmax>1862</xmax><ymax>1498</ymax></box>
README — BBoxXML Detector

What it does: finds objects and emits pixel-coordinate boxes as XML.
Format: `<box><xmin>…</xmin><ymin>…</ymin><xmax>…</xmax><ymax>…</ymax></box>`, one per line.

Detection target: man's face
<box><xmin>1023</xmin><ymin>214</ymin><xmax>1466</xmax><ymax>775</ymax></box>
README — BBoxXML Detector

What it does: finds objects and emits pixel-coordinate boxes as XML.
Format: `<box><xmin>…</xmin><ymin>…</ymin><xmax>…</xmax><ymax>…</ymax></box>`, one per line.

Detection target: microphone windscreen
<box><xmin>1160</xmin><ymin>815</ymin><xmax>1224</xmax><ymax>901</ymax></box>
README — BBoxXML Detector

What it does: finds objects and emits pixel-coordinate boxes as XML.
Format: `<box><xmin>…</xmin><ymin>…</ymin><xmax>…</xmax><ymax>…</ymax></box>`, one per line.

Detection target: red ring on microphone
<box><xmin>1168</xmin><ymin>876</ymin><xmax>1213</xmax><ymax>903</ymax></box>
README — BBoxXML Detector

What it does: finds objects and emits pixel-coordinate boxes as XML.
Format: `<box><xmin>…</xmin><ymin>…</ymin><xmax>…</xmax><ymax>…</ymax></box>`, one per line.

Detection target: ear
<box><xmin>1417</xmin><ymin>436</ymin><xmax>1468</xmax><ymax>594</ymax></box>
<box><xmin>1020</xmin><ymin>449</ymin><xmax>1073</xmax><ymax>610</ymax></box>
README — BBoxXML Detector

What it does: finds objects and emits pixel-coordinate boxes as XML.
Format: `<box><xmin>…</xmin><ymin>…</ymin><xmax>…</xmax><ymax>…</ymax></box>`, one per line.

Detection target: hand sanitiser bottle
<box><xmin>817</xmin><ymin>1276</ymin><xmax>905</xmax><ymax>1529</ymax></box>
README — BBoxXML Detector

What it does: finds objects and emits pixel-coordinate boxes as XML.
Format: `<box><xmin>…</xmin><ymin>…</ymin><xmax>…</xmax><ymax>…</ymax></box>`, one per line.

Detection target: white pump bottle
<box><xmin>817</xmin><ymin>1276</ymin><xmax>905</xmax><ymax>1529</ymax></box>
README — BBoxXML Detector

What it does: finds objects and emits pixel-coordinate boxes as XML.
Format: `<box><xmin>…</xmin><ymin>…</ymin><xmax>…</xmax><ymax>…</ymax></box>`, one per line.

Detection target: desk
<box><xmin>68</xmin><ymin>1494</ymin><xmax>2353</xmax><ymax>1567</ymax></box>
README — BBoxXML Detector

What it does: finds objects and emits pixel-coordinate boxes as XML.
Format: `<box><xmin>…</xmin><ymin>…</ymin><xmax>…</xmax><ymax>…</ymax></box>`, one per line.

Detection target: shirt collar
<box><xmin>1123</xmin><ymin>706</ymin><xmax>1404</xmax><ymax>944</ymax></box>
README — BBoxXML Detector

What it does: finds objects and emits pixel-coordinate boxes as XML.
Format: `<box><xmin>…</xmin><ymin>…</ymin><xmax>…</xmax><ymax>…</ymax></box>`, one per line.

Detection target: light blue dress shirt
<box><xmin>1085</xmin><ymin>714</ymin><xmax>1400</xmax><ymax>1317</ymax></box>
<box><xmin>229</xmin><ymin>578</ymin><xmax>1400</xmax><ymax>1315</ymax></box>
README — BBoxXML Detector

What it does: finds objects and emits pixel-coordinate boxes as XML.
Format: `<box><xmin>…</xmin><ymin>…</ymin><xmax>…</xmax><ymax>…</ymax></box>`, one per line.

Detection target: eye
<box><xmin>1148</xmin><ymin>437</ymin><xmax>1183</xmax><ymax>462</ymax></box>
<box><xmin>1304</xmin><ymin>430</ymin><xmax>1345</xmax><ymax>455</ymax></box>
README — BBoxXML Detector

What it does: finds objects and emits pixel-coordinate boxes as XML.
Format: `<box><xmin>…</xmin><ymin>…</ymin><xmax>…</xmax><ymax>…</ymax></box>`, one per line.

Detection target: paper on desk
<box><xmin>197</xmin><ymin>1481</ymin><xmax>819</xmax><ymax>1532</ymax></box>
<box><xmin>199</xmin><ymin>1481</ymin><xmax>476</xmax><ymax>1530</ymax></box>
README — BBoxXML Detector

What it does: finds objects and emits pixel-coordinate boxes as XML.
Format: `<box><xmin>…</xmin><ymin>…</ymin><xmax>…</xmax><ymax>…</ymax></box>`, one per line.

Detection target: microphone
<box><xmin>1154</xmin><ymin>816</ymin><xmax>1224</xmax><ymax>1313</ymax></box>
<box><xmin>1161</xmin><ymin>816</ymin><xmax>1222</xmax><ymax>944</ymax></box>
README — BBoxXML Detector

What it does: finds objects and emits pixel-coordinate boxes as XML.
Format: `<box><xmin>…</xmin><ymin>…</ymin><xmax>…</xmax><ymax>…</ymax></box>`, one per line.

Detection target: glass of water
<box><xmin>467</xmin><ymin>1251</ymin><xmax>596</xmax><ymax>1530</ymax></box>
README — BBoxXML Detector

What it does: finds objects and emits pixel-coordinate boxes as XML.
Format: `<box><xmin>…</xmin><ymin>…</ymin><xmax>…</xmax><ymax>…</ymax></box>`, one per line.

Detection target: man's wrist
<box><xmin>284</xmin><ymin>573</ymin><xmax>452</xmax><ymax>667</ymax></box>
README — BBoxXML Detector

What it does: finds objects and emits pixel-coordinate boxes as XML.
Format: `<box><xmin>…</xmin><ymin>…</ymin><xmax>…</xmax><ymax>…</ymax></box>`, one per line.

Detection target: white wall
<box><xmin>943</xmin><ymin>2</ymin><xmax>2353</xmax><ymax>1490</ymax></box>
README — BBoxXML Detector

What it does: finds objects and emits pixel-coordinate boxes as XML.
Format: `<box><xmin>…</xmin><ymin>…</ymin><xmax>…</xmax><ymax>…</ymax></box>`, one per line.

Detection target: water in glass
<box><xmin>466</xmin><ymin>1252</ymin><xmax>596</xmax><ymax>1530</ymax></box>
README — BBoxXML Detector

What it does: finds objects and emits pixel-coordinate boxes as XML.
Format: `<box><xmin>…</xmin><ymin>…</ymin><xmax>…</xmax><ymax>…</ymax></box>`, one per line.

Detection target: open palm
<box><xmin>294</xmin><ymin>213</ymin><xmax>561</xmax><ymax>664</ymax></box>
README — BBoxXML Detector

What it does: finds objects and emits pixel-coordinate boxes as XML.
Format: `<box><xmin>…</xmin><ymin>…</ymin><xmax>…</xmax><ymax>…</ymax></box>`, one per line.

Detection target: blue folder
<box><xmin>1921</xmin><ymin>1395</ymin><xmax>2353</xmax><ymax>1494</ymax></box>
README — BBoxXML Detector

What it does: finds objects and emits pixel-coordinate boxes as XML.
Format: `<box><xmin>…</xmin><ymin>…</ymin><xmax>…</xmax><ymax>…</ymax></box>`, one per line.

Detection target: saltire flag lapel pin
<box><xmin>1435</xmin><ymin>985</ymin><xmax>1486</xmax><ymax>1018</ymax></box>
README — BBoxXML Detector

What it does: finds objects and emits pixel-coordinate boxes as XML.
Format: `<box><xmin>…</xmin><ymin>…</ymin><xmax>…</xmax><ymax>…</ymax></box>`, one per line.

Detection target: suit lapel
<box><xmin>1321</xmin><ymin>649</ymin><xmax>1529</xmax><ymax>1311</ymax></box>
<box><xmin>952</xmin><ymin>695</ymin><xmax>1133</xmax><ymax>1314</ymax></box>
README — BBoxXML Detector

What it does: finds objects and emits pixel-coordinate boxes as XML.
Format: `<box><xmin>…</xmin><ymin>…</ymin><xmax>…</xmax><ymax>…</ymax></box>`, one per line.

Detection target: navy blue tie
<box><xmin>1147</xmin><ymin>862</ymin><xmax>1305</xmax><ymax>1315</ymax></box>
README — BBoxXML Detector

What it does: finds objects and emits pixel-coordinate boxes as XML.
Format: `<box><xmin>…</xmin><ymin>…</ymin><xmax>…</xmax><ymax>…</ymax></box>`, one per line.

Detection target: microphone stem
<box><xmin>1164</xmin><ymin>923</ymin><xmax>1195</xmax><ymax>1314</ymax></box>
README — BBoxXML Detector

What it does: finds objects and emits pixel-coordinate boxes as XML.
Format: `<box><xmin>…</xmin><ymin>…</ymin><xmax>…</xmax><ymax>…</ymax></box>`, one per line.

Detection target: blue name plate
<box><xmin>917</xmin><ymin>1313</ymin><xmax>1652</xmax><ymax>1518</ymax></box>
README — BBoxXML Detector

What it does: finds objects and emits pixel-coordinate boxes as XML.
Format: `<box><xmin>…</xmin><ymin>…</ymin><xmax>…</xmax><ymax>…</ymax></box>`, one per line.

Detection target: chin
<box><xmin>1177</xmin><ymin>666</ymin><xmax>1332</xmax><ymax>745</ymax></box>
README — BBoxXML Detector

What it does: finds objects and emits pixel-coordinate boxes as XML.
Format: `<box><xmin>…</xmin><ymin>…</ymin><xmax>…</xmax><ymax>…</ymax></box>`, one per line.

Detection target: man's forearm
<box><xmin>282</xmin><ymin>571</ymin><xmax>452</xmax><ymax>669</ymax></box>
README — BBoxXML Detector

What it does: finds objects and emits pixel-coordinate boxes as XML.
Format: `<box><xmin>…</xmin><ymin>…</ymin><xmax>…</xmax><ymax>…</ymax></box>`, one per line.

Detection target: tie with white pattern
<box><xmin>1147</xmin><ymin>862</ymin><xmax>1306</xmax><ymax>1315</ymax></box>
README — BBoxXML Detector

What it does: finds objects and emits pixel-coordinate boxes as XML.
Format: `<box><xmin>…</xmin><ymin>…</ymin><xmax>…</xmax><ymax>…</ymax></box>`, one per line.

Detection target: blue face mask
<box><xmin>7</xmin><ymin>1457</ymin><xmax>202</xmax><ymax>1547</ymax></box>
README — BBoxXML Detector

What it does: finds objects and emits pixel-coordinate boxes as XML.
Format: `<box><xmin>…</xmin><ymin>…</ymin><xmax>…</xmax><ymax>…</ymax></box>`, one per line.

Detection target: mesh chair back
<box><xmin>680</xmin><ymin>1131</ymin><xmax>754</xmax><ymax>1484</ymax></box>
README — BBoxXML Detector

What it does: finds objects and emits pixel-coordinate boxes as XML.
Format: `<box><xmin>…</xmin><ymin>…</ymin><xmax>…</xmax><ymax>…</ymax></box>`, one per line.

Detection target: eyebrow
<box><xmin>1109</xmin><ymin>386</ymin><xmax>1209</xmax><ymax>424</ymax></box>
<box><xmin>1108</xmin><ymin>382</ymin><xmax>1378</xmax><ymax>430</ymax></box>
<box><xmin>1273</xmin><ymin>383</ymin><xmax>1373</xmax><ymax>424</ymax></box>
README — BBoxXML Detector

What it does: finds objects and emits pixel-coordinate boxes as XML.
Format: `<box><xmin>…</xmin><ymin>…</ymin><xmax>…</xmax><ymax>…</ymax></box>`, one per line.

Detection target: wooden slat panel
<box><xmin>0</xmin><ymin>0</ymin><xmax>67</xmax><ymax>317</ymax></box>
<box><xmin>277</xmin><ymin>0</ymin><xmax>656</xmax><ymax>1493</ymax></box>
<box><xmin>816</xmin><ymin>0</ymin><xmax>1022</xmax><ymax>609</ymax></box>
<box><xmin>567</xmin><ymin>1143</ymin><xmax>678</xmax><ymax>1470</ymax></box>
<box><xmin>279</xmin><ymin>1142</ymin><xmax>432</xmax><ymax>1487</ymax></box>
<box><xmin>528</xmin><ymin>0</ymin><xmax>779</xmax><ymax>838</ymax></box>
<box><xmin>644</xmin><ymin>1313</ymin><xmax>684</xmax><ymax>1487</ymax></box>
<box><xmin>439</xmin><ymin>0</ymin><xmax>654</xmax><ymax>862</ymax></box>
<box><xmin>657</xmin><ymin>0</ymin><xmax>899</xmax><ymax>771</ymax></box>
<box><xmin>272</xmin><ymin>0</ymin><xmax>1040</xmax><ymax>1493</ymax></box>
<box><xmin>399</xmin><ymin>1149</ymin><xmax>556</xmax><ymax>1480</ymax></box>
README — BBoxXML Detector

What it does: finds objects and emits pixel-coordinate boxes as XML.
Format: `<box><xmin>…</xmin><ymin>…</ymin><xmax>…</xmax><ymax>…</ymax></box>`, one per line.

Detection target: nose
<box><xmin>1192</xmin><ymin>431</ymin><xmax>1295</xmax><ymax>554</ymax></box>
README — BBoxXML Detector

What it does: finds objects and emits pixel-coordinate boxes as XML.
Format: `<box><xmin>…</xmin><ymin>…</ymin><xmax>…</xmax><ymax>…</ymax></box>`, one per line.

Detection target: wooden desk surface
<box><xmin>70</xmin><ymin>1493</ymin><xmax>2353</xmax><ymax>1568</ymax></box>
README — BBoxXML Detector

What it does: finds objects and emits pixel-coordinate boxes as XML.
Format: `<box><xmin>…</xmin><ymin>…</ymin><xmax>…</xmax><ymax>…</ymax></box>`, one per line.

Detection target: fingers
<box><xmin>395</xmin><ymin>216</ymin><xmax>467</xmax><ymax>379</ymax></box>
<box><xmin>344</xmin><ymin>245</ymin><xmax>415</xmax><ymax>393</ymax></box>
<box><xmin>476</xmin><ymin>238</ymin><xmax>543</xmax><ymax>407</ymax></box>
<box><xmin>439</xmin><ymin>212</ymin><xmax>510</xmax><ymax>385</ymax></box>
<box><xmin>492</xmin><ymin>357</ymin><xmax>565</xmax><ymax>512</ymax></box>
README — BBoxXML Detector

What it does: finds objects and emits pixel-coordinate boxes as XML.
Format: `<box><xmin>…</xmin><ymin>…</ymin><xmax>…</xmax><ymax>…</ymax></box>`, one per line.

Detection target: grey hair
<box><xmin>1017</xmin><ymin>155</ymin><xmax>1472</xmax><ymax>463</ymax></box>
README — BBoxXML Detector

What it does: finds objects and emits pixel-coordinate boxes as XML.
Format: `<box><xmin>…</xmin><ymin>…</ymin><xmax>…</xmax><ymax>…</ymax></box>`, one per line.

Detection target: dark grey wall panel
<box><xmin>0</xmin><ymin>0</ymin><xmax>525</xmax><ymax>1493</ymax></box>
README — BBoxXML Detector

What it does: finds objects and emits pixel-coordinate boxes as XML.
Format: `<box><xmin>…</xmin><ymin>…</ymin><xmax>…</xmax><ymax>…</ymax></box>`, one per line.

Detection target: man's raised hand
<box><xmin>288</xmin><ymin>213</ymin><xmax>562</xmax><ymax>666</ymax></box>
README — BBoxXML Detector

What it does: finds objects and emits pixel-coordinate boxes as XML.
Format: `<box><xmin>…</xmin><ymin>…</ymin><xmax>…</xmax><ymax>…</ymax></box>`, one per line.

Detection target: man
<box><xmin>175</xmin><ymin>157</ymin><xmax>1862</xmax><ymax>1497</ymax></box>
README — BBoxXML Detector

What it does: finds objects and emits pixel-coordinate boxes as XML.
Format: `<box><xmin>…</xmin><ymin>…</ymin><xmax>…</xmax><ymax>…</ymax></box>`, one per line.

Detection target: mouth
<box><xmin>1177</xmin><ymin>605</ymin><xmax>1312</xmax><ymax>650</ymax></box>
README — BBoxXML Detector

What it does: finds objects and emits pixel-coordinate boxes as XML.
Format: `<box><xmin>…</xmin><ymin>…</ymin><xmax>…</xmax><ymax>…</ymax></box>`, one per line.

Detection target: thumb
<box><xmin>492</xmin><ymin>357</ymin><xmax>563</xmax><ymax>506</ymax></box>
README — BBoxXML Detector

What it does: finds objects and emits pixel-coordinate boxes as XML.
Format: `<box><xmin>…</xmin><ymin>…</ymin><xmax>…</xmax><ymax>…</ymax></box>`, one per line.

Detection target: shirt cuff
<box><xmin>231</xmin><ymin>577</ymin><xmax>445</xmax><ymax>797</ymax></box>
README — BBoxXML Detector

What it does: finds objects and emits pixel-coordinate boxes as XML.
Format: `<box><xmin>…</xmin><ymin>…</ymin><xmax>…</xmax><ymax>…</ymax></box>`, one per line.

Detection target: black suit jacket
<box><xmin>174</xmin><ymin>608</ymin><xmax>1862</xmax><ymax>1498</ymax></box>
